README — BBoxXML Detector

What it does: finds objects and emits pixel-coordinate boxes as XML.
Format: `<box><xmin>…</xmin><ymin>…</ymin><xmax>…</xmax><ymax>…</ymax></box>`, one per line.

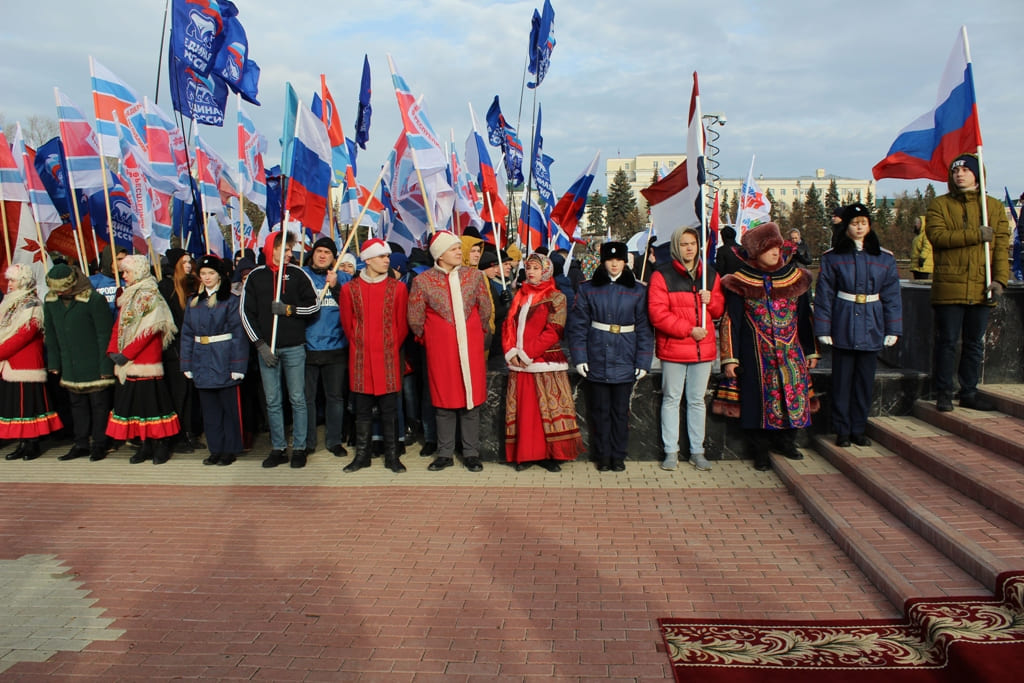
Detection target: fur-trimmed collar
<box><xmin>831</xmin><ymin>230</ymin><xmax>881</xmax><ymax>255</ymax></box>
<box><xmin>720</xmin><ymin>259</ymin><xmax>812</xmax><ymax>300</ymax></box>
<box><xmin>590</xmin><ymin>265</ymin><xmax>637</xmax><ymax>288</ymax></box>
<box><xmin>190</xmin><ymin>278</ymin><xmax>233</xmax><ymax>308</ymax></box>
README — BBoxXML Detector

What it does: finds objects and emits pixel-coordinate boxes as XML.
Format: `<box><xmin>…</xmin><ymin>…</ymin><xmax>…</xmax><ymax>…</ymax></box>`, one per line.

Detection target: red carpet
<box><xmin>659</xmin><ymin>571</ymin><xmax>1024</xmax><ymax>682</ymax></box>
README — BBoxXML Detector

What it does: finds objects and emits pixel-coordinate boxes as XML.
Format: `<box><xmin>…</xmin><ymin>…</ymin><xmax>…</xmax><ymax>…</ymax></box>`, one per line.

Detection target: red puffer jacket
<box><xmin>647</xmin><ymin>260</ymin><xmax>725</xmax><ymax>364</ymax></box>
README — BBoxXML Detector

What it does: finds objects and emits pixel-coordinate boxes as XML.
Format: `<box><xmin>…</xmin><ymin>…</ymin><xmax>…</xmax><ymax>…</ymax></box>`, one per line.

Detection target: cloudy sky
<box><xmin>3</xmin><ymin>0</ymin><xmax>1022</xmax><ymax>200</ymax></box>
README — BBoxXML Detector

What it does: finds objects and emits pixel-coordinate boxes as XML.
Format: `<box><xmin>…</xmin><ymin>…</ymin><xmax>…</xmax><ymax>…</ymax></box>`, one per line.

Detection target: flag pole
<box><xmin>469</xmin><ymin>103</ymin><xmax>507</xmax><ymax>290</ymax></box>
<box><xmin>386</xmin><ymin>55</ymin><xmax>437</xmax><ymax>235</ymax></box>
<box><xmin>89</xmin><ymin>57</ymin><xmax>118</xmax><ymax>266</ymax></box>
<box><xmin>0</xmin><ymin>183</ymin><xmax>12</xmax><ymax>265</ymax></box>
<box><xmin>961</xmin><ymin>26</ymin><xmax>993</xmax><ymax>298</ymax></box>
<box><xmin>318</xmin><ymin>161</ymin><xmax>388</xmax><ymax>301</ymax></box>
<box><xmin>53</xmin><ymin>88</ymin><xmax>93</xmax><ymax>272</ymax></box>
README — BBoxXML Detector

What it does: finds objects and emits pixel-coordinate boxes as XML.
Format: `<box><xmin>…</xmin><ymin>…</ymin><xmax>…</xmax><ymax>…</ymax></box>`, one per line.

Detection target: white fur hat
<box><xmin>428</xmin><ymin>231</ymin><xmax>461</xmax><ymax>261</ymax></box>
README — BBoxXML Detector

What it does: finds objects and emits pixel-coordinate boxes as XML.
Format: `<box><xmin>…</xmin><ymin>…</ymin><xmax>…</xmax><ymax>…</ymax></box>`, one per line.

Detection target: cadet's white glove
<box><xmin>183</xmin><ymin>371</ymin><xmax>193</xmax><ymax>379</ymax></box>
<box><xmin>817</xmin><ymin>336</ymin><xmax>833</xmax><ymax>346</ymax></box>
<box><xmin>575</xmin><ymin>363</ymin><xmax>588</xmax><ymax>377</ymax></box>
<box><xmin>635</xmin><ymin>368</ymin><xmax>647</xmax><ymax>380</ymax></box>
<box><xmin>883</xmin><ymin>335</ymin><xmax>898</xmax><ymax>347</ymax></box>
<box><xmin>231</xmin><ymin>372</ymin><xmax>245</xmax><ymax>380</ymax></box>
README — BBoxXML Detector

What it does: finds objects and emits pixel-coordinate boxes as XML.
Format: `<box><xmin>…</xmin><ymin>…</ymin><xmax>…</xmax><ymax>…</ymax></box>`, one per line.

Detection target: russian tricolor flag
<box><xmin>55</xmin><ymin>89</ymin><xmax>105</xmax><ymax>192</ymax></box>
<box><xmin>286</xmin><ymin>103</ymin><xmax>332</xmax><ymax>231</ymax></box>
<box><xmin>872</xmin><ymin>26</ymin><xmax>981</xmax><ymax>182</ymax></box>
<box><xmin>549</xmin><ymin>151</ymin><xmax>600</xmax><ymax>244</ymax></box>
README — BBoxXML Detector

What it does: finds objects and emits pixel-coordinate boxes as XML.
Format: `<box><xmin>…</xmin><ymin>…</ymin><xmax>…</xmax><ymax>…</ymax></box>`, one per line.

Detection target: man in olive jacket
<box><xmin>44</xmin><ymin>264</ymin><xmax>116</xmax><ymax>461</ymax></box>
<box><xmin>925</xmin><ymin>153</ymin><xmax>1010</xmax><ymax>412</ymax></box>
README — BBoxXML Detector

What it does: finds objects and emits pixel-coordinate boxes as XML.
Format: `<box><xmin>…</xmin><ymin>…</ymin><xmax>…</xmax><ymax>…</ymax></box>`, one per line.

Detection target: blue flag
<box><xmin>170</xmin><ymin>0</ymin><xmax>224</xmax><ymax>76</ymax></box>
<box><xmin>531</xmin><ymin>105</ymin><xmax>555</xmax><ymax>208</ymax></box>
<box><xmin>173</xmin><ymin>196</ymin><xmax>205</xmax><ymax>256</ymax></box>
<box><xmin>265</xmin><ymin>165</ymin><xmax>283</xmax><ymax>230</ymax></box>
<box><xmin>485</xmin><ymin>96</ymin><xmax>524</xmax><ymax>186</ymax></box>
<box><xmin>527</xmin><ymin>0</ymin><xmax>555</xmax><ymax>89</ymax></box>
<box><xmin>88</xmin><ymin>171</ymin><xmax>134</xmax><ymax>250</ymax></box>
<box><xmin>168</xmin><ymin>48</ymin><xmax>228</xmax><ymax>126</ymax></box>
<box><xmin>355</xmin><ymin>54</ymin><xmax>372</xmax><ymax>150</ymax></box>
<box><xmin>212</xmin><ymin>0</ymin><xmax>260</xmax><ymax>104</ymax></box>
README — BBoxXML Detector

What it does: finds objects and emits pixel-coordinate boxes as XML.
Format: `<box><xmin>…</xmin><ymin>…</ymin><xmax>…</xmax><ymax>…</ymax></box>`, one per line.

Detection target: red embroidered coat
<box><xmin>339</xmin><ymin>275</ymin><xmax>408</xmax><ymax>396</ymax></box>
<box><xmin>407</xmin><ymin>266</ymin><xmax>492</xmax><ymax>410</ymax></box>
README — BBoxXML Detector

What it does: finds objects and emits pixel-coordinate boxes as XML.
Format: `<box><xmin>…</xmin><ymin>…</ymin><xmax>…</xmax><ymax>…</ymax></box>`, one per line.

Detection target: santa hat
<box><xmin>429</xmin><ymin>231</ymin><xmax>461</xmax><ymax>261</ymax></box>
<box><xmin>741</xmin><ymin>222</ymin><xmax>784</xmax><ymax>259</ymax></box>
<box><xmin>360</xmin><ymin>238</ymin><xmax>391</xmax><ymax>261</ymax></box>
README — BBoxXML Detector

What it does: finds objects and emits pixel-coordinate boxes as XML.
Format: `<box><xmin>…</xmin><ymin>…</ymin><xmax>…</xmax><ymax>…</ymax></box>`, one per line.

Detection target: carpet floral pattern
<box><xmin>660</xmin><ymin>571</ymin><xmax>1024</xmax><ymax>679</ymax></box>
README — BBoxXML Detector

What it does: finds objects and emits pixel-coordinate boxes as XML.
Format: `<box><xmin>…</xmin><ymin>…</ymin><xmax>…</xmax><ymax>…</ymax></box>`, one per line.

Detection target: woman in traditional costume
<box><xmin>502</xmin><ymin>252</ymin><xmax>584</xmax><ymax>472</ymax></box>
<box><xmin>0</xmin><ymin>264</ymin><xmax>63</xmax><ymax>460</ymax></box>
<box><xmin>106</xmin><ymin>255</ymin><xmax>180</xmax><ymax>464</ymax></box>
<box><xmin>719</xmin><ymin>222</ymin><xmax>819</xmax><ymax>471</ymax></box>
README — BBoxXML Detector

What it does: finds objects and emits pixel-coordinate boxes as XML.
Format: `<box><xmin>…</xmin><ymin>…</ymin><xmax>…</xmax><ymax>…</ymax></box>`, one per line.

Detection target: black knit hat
<box><xmin>165</xmin><ymin>247</ymin><xmax>189</xmax><ymax>271</ymax></box>
<box><xmin>950</xmin><ymin>153</ymin><xmax>980</xmax><ymax>180</ymax></box>
<box><xmin>600</xmin><ymin>241</ymin><xmax>628</xmax><ymax>262</ymax></box>
<box><xmin>311</xmin><ymin>236</ymin><xmax>338</xmax><ymax>258</ymax></box>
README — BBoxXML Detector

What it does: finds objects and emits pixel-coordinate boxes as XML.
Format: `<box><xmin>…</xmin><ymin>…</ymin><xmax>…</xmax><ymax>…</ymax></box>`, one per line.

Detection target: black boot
<box><xmin>130</xmin><ymin>440</ymin><xmax>153</xmax><ymax>464</ymax></box>
<box><xmin>747</xmin><ymin>430</ymin><xmax>771</xmax><ymax>471</ymax></box>
<box><xmin>343</xmin><ymin>410</ymin><xmax>357</xmax><ymax>447</ymax></box>
<box><xmin>22</xmin><ymin>440</ymin><xmax>41</xmax><ymax>461</ymax></box>
<box><xmin>772</xmin><ymin>430</ymin><xmax>803</xmax><ymax>460</ymax></box>
<box><xmin>382</xmin><ymin>417</ymin><xmax>406</xmax><ymax>473</ymax></box>
<box><xmin>343</xmin><ymin>421</ymin><xmax>373</xmax><ymax>473</ymax></box>
<box><xmin>6</xmin><ymin>443</ymin><xmax>27</xmax><ymax>460</ymax></box>
<box><xmin>89</xmin><ymin>442</ymin><xmax>107</xmax><ymax>462</ymax></box>
<box><xmin>203</xmin><ymin>452</ymin><xmax>222</xmax><ymax>466</ymax></box>
<box><xmin>152</xmin><ymin>439</ymin><xmax>172</xmax><ymax>465</ymax></box>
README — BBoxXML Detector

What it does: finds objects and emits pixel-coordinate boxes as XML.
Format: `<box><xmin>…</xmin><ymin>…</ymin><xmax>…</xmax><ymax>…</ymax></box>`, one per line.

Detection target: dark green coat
<box><xmin>926</xmin><ymin>187</ymin><xmax>1010</xmax><ymax>306</ymax></box>
<box><xmin>43</xmin><ymin>289</ymin><xmax>115</xmax><ymax>391</ymax></box>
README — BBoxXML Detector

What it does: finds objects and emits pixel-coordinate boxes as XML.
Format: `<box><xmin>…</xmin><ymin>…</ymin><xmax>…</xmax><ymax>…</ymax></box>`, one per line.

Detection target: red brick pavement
<box><xmin>0</xmin><ymin>482</ymin><xmax>899</xmax><ymax>681</ymax></box>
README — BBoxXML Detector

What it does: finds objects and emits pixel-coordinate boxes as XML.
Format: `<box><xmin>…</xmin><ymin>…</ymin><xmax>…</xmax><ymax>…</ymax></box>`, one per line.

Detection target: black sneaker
<box><xmin>290</xmin><ymin>449</ymin><xmax>308</xmax><ymax>469</ymax></box>
<box><xmin>329</xmin><ymin>443</ymin><xmax>348</xmax><ymax>458</ymax></box>
<box><xmin>937</xmin><ymin>395</ymin><xmax>954</xmax><ymax>412</ymax></box>
<box><xmin>262</xmin><ymin>450</ymin><xmax>288</xmax><ymax>468</ymax></box>
<box><xmin>427</xmin><ymin>456</ymin><xmax>454</xmax><ymax>471</ymax></box>
<box><xmin>835</xmin><ymin>434</ymin><xmax>852</xmax><ymax>447</ymax></box>
<box><xmin>202</xmin><ymin>453</ymin><xmax>222</xmax><ymax>466</ymax></box>
<box><xmin>217</xmin><ymin>454</ymin><xmax>236</xmax><ymax>466</ymax></box>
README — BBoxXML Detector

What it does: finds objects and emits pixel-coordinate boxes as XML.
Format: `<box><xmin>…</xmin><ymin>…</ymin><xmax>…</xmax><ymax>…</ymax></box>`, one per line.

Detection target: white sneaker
<box><xmin>691</xmin><ymin>454</ymin><xmax>712</xmax><ymax>471</ymax></box>
<box><xmin>660</xmin><ymin>454</ymin><xmax>678</xmax><ymax>471</ymax></box>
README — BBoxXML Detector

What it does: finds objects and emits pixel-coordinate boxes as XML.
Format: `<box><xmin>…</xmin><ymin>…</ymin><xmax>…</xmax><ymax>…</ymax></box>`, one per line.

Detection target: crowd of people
<box><xmin>0</xmin><ymin>154</ymin><xmax>1011</xmax><ymax>472</ymax></box>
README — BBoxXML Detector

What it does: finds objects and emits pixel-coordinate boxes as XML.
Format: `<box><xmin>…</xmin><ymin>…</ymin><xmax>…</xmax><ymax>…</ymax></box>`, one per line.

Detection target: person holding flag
<box><xmin>240</xmin><ymin>231</ymin><xmax>320</xmax><ymax>468</ymax></box>
<box><xmin>926</xmin><ymin>154</ymin><xmax>1009</xmax><ymax>412</ymax></box>
<box><xmin>647</xmin><ymin>226</ymin><xmax>725</xmax><ymax>472</ymax></box>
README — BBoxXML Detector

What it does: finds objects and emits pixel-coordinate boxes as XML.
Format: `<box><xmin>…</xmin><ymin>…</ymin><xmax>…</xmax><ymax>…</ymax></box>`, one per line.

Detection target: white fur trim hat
<box><xmin>429</xmin><ymin>231</ymin><xmax>461</xmax><ymax>261</ymax></box>
<box><xmin>360</xmin><ymin>238</ymin><xmax>392</xmax><ymax>261</ymax></box>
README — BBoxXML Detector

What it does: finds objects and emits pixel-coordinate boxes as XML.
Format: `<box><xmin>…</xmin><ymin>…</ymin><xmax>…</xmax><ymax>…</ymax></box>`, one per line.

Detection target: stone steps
<box><xmin>776</xmin><ymin>384</ymin><xmax>1024</xmax><ymax>610</ymax></box>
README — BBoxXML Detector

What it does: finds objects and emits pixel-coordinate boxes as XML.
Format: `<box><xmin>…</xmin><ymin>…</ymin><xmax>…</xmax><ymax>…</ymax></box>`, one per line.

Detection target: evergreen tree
<box><xmin>790</xmin><ymin>197</ymin><xmax>806</xmax><ymax>234</ymax></box>
<box><xmin>585</xmin><ymin>190</ymin><xmax>605</xmax><ymax>235</ymax></box>
<box><xmin>803</xmin><ymin>183</ymin><xmax>829</xmax><ymax>257</ymax></box>
<box><xmin>825</xmin><ymin>178</ymin><xmax>841</xmax><ymax>216</ymax></box>
<box><xmin>606</xmin><ymin>169</ymin><xmax>639</xmax><ymax>241</ymax></box>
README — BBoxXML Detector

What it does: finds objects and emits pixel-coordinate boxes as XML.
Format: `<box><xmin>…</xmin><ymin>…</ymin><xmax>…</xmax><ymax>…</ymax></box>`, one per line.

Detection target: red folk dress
<box><xmin>501</xmin><ymin>277</ymin><xmax>583</xmax><ymax>464</ymax></box>
<box><xmin>339</xmin><ymin>272</ymin><xmax>409</xmax><ymax>396</ymax></box>
<box><xmin>0</xmin><ymin>296</ymin><xmax>63</xmax><ymax>439</ymax></box>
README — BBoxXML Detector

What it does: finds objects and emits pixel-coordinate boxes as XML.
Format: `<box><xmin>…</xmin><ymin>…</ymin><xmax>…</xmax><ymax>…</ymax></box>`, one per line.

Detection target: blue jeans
<box><xmin>660</xmin><ymin>360</ymin><xmax>713</xmax><ymax>456</ymax></box>
<box><xmin>259</xmin><ymin>344</ymin><xmax>307</xmax><ymax>450</ymax></box>
<box><xmin>932</xmin><ymin>304</ymin><xmax>990</xmax><ymax>397</ymax></box>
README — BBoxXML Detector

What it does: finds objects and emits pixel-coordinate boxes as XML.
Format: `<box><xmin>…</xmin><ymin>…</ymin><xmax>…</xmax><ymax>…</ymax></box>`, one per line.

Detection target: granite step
<box><xmin>869</xmin><ymin>411</ymin><xmax>1024</xmax><ymax>528</ymax></box>
<box><xmin>807</xmin><ymin>433</ymin><xmax>1024</xmax><ymax>593</ymax></box>
<box><xmin>771</xmin><ymin>452</ymin><xmax>985</xmax><ymax>609</ymax></box>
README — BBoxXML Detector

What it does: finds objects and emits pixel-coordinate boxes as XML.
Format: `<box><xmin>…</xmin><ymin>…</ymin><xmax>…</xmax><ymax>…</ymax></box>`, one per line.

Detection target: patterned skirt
<box><xmin>106</xmin><ymin>377</ymin><xmax>181</xmax><ymax>440</ymax></box>
<box><xmin>504</xmin><ymin>370</ymin><xmax>584</xmax><ymax>464</ymax></box>
<box><xmin>0</xmin><ymin>379</ymin><xmax>63</xmax><ymax>439</ymax></box>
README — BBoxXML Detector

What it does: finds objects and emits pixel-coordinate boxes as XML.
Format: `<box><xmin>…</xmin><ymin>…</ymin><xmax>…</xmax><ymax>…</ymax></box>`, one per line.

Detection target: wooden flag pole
<box><xmin>0</xmin><ymin>183</ymin><xmax>12</xmax><ymax>264</ymax></box>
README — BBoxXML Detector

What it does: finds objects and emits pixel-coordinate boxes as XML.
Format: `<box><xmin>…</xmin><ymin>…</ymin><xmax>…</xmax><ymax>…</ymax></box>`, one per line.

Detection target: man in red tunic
<box><xmin>407</xmin><ymin>231</ymin><xmax>493</xmax><ymax>472</ymax></box>
<box><xmin>338</xmin><ymin>239</ymin><xmax>409</xmax><ymax>473</ymax></box>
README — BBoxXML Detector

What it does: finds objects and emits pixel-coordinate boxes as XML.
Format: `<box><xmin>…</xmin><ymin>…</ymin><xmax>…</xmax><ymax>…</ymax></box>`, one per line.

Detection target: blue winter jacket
<box><xmin>303</xmin><ymin>266</ymin><xmax>352</xmax><ymax>352</ymax></box>
<box><xmin>180</xmin><ymin>282</ymin><xmax>250</xmax><ymax>389</ymax></box>
<box><xmin>566</xmin><ymin>266</ymin><xmax>654</xmax><ymax>384</ymax></box>
<box><xmin>814</xmin><ymin>232</ymin><xmax>902</xmax><ymax>352</ymax></box>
